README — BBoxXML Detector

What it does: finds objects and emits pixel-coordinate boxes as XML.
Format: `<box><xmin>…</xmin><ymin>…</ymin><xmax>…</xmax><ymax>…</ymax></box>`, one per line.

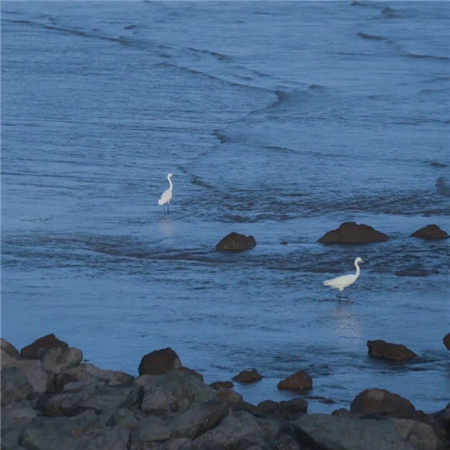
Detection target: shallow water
<box><xmin>2</xmin><ymin>1</ymin><xmax>450</xmax><ymax>413</ymax></box>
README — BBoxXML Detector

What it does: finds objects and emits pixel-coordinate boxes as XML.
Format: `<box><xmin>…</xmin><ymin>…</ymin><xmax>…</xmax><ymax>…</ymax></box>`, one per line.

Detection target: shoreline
<box><xmin>2</xmin><ymin>334</ymin><xmax>448</xmax><ymax>449</ymax></box>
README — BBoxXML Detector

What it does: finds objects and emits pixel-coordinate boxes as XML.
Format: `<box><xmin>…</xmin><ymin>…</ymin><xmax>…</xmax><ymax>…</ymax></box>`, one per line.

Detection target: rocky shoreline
<box><xmin>1</xmin><ymin>335</ymin><xmax>449</xmax><ymax>450</ymax></box>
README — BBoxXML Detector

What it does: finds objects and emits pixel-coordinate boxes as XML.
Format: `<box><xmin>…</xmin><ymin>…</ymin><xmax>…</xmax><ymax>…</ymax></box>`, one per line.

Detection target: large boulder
<box><xmin>393</xmin><ymin>418</ymin><xmax>445</xmax><ymax>450</ymax></box>
<box><xmin>318</xmin><ymin>222</ymin><xmax>389</xmax><ymax>244</ymax></box>
<box><xmin>210</xmin><ymin>380</ymin><xmax>234</xmax><ymax>390</ymax></box>
<box><xmin>350</xmin><ymin>388</ymin><xmax>416</xmax><ymax>419</ymax></box>
<box><xmin>277</xmin><ymin>371</ymin><xmax>312</xmax><ymax>391</ymax></box>
<box><xmin>136</xmin><ymin>368</ymin><xmax>217</xmax><ymax>415</ymax></box>
<box><xmin>138</xmin><ymin>348</ymin><xmax>182</xmax><ymax>376</ymax></box>
<box><xmin>216</xmin><ymin>232</ymin><xmax>257</xmax><ymax>251</ymax></box>
<box><xmin>1</xmin><ymin>338</ymin><xmax>21</xmax><ymax>359</ymax></box>
<box><xmin>43</xmin><ymin>379</ymin><xmax>143</xmax><ymax>416</ymax></box>
<box><xmin>20</xmin><ymin>334</ymin><xmax>69</xmax><ymax>360</ymax></box>
<box><xmin>443</xmin><ymin>334</ymin><xmax>450</xmax><ymax>350</ymax></box>
<box><xmin>191</xmin><ymin>410</ymin><xmax>270</xmax><ymax>449</ymax></box>
<box><xmin>232</xmin><ymin>369</ymin><xmax>263</xmax><ymax>384</ymax></box>
<box><xmin>256</xmin><ymin>397</ymin><xmax>308</xmax><ymax>420</ymax></box>
<box><xmin>1</xmin><ymin>356</ymin><xmax>52</xmax><ymax>393</ymax></box>
<box><xmin>411</xmin><ymin>225</ymin><xmax>448</xmax><ymax>240</ymax></box>
<box><xmin>55</xmin><ymin>363</ymin><xmax>134</xmax><ymax>390</ymax></box>
<box><xmin>1</xmin><ymin>367</ymin><xmax>35</xmax><ymax>406</ymax></box>
<box><xmin>292</xmin><ymin>414</ymin><xmax>433</xmax><ymax>450</ymax></box>
<box><xmin>170</xmin><ymin>400</ymin><xmax>229</xmax><ymax>440</ymax></box>
<box><xmin>43</xmin><ymin>347</ymin><xmax>83</xmax><ymax>375</ymax></box>
<box><xmin>367</xmin><ymin>340</ymin><xmax>417</xmax><ymax>360</ymax></box>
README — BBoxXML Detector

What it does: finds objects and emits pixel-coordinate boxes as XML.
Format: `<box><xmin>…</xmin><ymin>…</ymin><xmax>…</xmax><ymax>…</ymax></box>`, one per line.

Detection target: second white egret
<box><xmin>158</xmin><ymin>173</ymin><xmax>175</xmax><ymax>212</ymax></box>
<box><xmin>323</xmin><ymin>257</ymin><xmax>364</xmax><ymax>300</ymax></box>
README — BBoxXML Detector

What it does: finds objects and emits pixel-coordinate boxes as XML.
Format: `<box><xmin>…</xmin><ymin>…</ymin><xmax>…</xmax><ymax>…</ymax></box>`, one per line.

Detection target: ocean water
<box><xmin>2</xmin><ymin>1</ymin><xmax>449</xmax><ymax>414</ymax></box>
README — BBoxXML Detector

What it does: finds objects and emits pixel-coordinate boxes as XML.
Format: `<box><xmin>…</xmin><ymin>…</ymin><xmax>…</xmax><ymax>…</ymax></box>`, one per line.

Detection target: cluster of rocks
<box><xmin>216</xmin><ymin>223</ymin><xmax>448</xmax><ymax>252</ymax></box>
<box><xmin>2</xmin><ymin>335</ymin><xmax>449</xmax><ymax>450</ymax></box>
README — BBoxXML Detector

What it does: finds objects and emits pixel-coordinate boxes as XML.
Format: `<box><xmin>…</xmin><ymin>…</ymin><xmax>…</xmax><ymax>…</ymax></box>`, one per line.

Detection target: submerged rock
<box><xmin>411</xmin><ymin>224</ymin><xmax>448</xmax><ymax>240</ymax></box>
<box><xmin>318</xmin><ymin>221</ymin><xmax>389</xmax><ymax>244</ymax></box>
<box><xmin>277</xmin><ymin>371</ymin><xmax>312</xmax><ymax>392</ymax></box>
<box><xmin>350</xmin><ymin>388</ymin><xmax>416</xmax><ymax>419</ymax></box>
<box><xmin>367</xmin><ymin>339</ymin><xmax>417</xmax><ymax>360</ymax></box>
<box><xmin>443</xmin><ymin>334</ymin><xmax>450</xmax><ymax>350</ymax></box>
<box><xmin>232</xmin><ymin>369</ymin><xmax>263</xmax><ymax>384</ymax></box>
<box><xmin>216</xmin><ymin>232</ymin><xmax>256</xmax><ymax>251</ymax></box>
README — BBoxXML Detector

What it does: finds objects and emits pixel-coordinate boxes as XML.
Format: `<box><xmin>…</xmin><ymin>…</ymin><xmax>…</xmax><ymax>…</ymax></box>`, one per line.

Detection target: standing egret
<box><xmin>158</xmin><ymin>173</ymin><xmax>175</xmax><ymax>212</ymax></box>
<box><xmin>323</xmin><ymin>257</ymin><xmax>364</xmax><ymax>300</ymax></box>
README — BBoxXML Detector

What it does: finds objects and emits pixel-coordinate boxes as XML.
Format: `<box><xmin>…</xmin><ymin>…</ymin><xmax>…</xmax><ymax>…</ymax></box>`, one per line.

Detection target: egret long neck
<box><xmin>354</xmin><ymin>261</ymin><xmax>361</xmax><ymax>279</ymax></box>
<box><xmin>168</xmin><ymin>176</ymin><xmax>173</xmax><ymax>190</ymax></box>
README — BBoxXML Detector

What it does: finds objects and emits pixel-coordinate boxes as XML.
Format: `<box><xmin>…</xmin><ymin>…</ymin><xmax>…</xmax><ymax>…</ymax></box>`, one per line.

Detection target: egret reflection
<box><xmin>159</xmin><ymin>215</ymin><xmax>173</xmax><ymax>237</ymax></box>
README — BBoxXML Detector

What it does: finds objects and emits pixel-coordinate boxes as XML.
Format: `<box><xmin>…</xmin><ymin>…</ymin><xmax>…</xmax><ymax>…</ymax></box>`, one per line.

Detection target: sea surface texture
<box><xmin>2</xmin><ymin>1</ymin><xmax>449</xmax><ymax>413</ymax></box>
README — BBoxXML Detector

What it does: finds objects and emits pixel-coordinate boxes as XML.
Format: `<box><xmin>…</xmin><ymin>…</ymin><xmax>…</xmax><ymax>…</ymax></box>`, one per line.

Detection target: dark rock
<box><xmin>43</xmin><ymin>346</ymin><xmax>83</xmax><ymax>375</ymax></box>
<box><xmin>256</xmin><ymin>398</ymin><xmax>308</xmax><ymax>420</ymax></box>
<box><xmin>1</xmin><ymin>367</ymin><xmax>34</xmax><ymax>406</ymax></box>
<box><xmin>367</xmin><ymin>340</ymin><xmax>417</xmax><ymax>360</ymax></box>
<box><xmin>318</xmin><ymin>221</ymin><xmax>389</xmax><ymax>244</ymax></box>
<box><xmin>170</xmin><ymin>400</ymin><xmax>229</xmax><ymax>440</ymax></box>
<box><xmin>433</xmin><ymin>403</ymin><xmax>450</xmax><ymax>444</ymax></box>
<box><xmin>18</xmin><ymin>416</ymin><xmax>83</xmax><ymax>450</ymax></box>
<box><xmin>215</xmin><ymin>388</ymin><xmax>243</xmax><ymax>407</ymax></box>
<box><xmin>350</xmin><ymin>388</ymin><xmax>416</xmax><ymax>419</ymax></box>
<box><xmin>20</xmin><ymin>334</ymin><xmax>69</xmax><ymax>360</ymax></box>
<box><xmin>392</xmin><ymin>418</ymin><xmax>445</xmax><ymax>450</ymax></box>
<box><xmin>1</xmin><ymin>338</ymin><xmax>21</xmax><ymax>359</ymax></box>
<box><xmin>443</xmin><ymin>334</ymin><xmax>450</xmax><ymax>350</ymax></box>
<box><xmin>291</xmin><ymin>414</ymin><xmax>424</xmax><ymax>450</ymax></box>
<box><xmin>99</xmin><ymin>407</ymin><xmax>139</xmax><ymax>430</ymax></box>
<box><xmin>331</xmin><ymin>408</ymin><xmax>352</xmax><ymax>417</ymax></box>
<box><xmin>216</xmin><ymin>232</ymin><xmax>257</xmax><ymax>251</ymax></box>
<box><xmin>44</xmin><ymin>380</ymin><xmax>143</xmax><ymax>416</ymax></box>
<box><xmin>138</xmin><ymin>348</ymin><xmax>182</xmax><ymax>376</ymax></box>
<box><xmin>277</xmin><ymin>371</ymin><xmax>312</xmax><ymax>391</ymax></box>
<box><xmin>210</xmin><ymin>381</ymin><xmax>234</xmax><ymax>390</ymax></box>
<box><xmin>137</xmin><ymin>369</ymin><xmax>216</xmax><ymax>416</ymax></box>
<box><xmin>411</xmin><ymin>224</ymin><xmax>448</xmax><ymax>240</ymax></box>
<box><xmin>2</xmin><ymin>356</ymin><xmax>52</xmax><ymax>393</ymax></box>
<box><xmin>55</xmin><ymin>362</ymin><xmax>134</xmax><ymax>390</ymax></box>
<box><xmin>232</xmin><ymin>369</ymin><xmax>263</xmax><ymax>384</ymax></box>
<box><xmin>132</xmin><ymin>416</ymin><xmax>171</xmax><ymax>444</ymax></box>
<box><xmin>191</xmin><ymin>410</ymin><xmax>268</xmax><ymax>449</ymax></box>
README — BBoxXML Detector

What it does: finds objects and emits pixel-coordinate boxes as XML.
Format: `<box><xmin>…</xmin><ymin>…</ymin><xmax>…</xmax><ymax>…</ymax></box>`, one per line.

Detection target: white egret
<box><xmin>323</xmin><ymin>257</ymin><xmax>364</xmax><ymax>300</ymax></box>
<box><xmin>158</xmin><ymin>173</ymin><xmax>175</xmax><ymax>212</ymax></box>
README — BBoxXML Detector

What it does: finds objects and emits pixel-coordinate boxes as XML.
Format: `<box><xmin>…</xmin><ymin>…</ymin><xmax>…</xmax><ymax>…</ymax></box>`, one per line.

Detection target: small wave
<box><xmin>157</xmin><ymin>62</ymin><xmax>268</xmax><ymax>93</ymax></box>
<box><xmin>403</xmin><ymin>51</ymin><xmax>450</xmax><ymax>63</ymax></box>
<box><xmin>381</xmin><ymin>7</ymin><xmax>398</xmax><ymax>18</ymax></box>
<box><xmin>187</xmin><ymin>47</ymin><xmax>232</xmax><ymax>62</ymax></box>
<box><xmin>350</xmin><ymin>1</ymin><xmax>383</xmax><ymax>9</ymax></box>
<box><xmin>429</xmin><ymin>161</ymin><xmax>448</xmax><ymax>168</ymax></box>
<box><xmin>213</xmin><ymin>129</ymin><xmax>230</xmax><ymax>144</ymax></box>
<box><xmin>191</xmin><ymin>176</ymin><xmax>215</xmax><ymax>190</ymax></box>
<box><xmin>357</xmin><ymin>32</ymin><xmax>388</xmax><ymax>42</ymax></box>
